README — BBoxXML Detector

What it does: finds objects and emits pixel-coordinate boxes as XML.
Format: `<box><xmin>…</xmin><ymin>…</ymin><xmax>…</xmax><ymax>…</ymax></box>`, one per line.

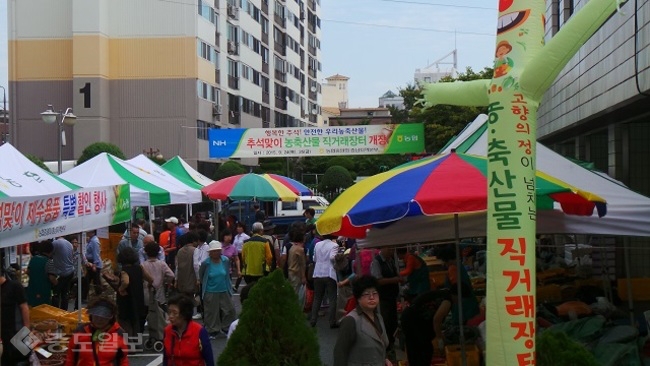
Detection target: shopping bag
<box><xmin>304</xmin><ymin>287</ymin><xmax>314</xmax><ymax>312</ymax></box>
<box><xmin>297</xmin><ymin>284</ymin><xmax>306</xmax><ymax>308</ymax></box>
<box><xmin>344</xmin><ymin>296</ymin><xmax>357</xmax><ymax>314</ymax></box>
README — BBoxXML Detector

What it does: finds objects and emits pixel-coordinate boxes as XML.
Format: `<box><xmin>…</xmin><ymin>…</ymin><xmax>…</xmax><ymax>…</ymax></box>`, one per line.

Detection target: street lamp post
<box><xmin>41</xmin><ymin>104</ymin><xmax>77</xmax><ymax>174</ymax></box>
<box><xmin>143</xmin><ymin>147</ymin><xmax>163</xmax><ymax>160</ymax></box>
<box><xmin>0</xmin><ymin>86</ymin><xmax>7</xmax><ymax>144</ymax></box>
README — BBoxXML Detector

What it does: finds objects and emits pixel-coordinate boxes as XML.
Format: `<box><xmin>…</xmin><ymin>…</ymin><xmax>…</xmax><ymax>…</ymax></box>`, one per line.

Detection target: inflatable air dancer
<box><xmin>420</xmin><ymin>0</ymin><xmax>627</xmax><ymax>364</ymax></box>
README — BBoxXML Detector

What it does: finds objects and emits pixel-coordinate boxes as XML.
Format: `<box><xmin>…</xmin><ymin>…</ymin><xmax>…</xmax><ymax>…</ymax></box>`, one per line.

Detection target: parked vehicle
<box><xmin>222</xmin><ymin>196</ymin><xmax>329</xmax><ymax>234</ymax></box>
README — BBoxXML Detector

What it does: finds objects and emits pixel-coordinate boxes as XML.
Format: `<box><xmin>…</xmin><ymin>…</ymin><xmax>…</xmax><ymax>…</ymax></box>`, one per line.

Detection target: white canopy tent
<box><xmin>126</xmin><ymin>154</ymin><xmax>207</xmax><ymax>191</ymax></box>
<box><xmin>0</xmin><ymin>143</ymin><xmax>78</xmax><ymax>197</ymax></box>
<box><xmin>61</xmin><ymin>153</ymin><xmax>203</xmax><ymax>206</ymax></box>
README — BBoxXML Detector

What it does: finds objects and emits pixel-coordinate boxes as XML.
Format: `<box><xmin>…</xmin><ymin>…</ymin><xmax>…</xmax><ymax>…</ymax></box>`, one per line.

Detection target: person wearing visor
<box><xmin>65</xmin><ymin>297</ymin><xmax>129</xmax><ymax>366</ymax></box>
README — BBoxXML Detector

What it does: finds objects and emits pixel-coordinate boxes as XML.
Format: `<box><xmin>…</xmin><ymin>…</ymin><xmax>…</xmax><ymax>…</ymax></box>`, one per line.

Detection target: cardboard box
<box><xmin>445</xmin><ymin>344</ymin><xmax>480</xmax><ymax>366</ymax></box>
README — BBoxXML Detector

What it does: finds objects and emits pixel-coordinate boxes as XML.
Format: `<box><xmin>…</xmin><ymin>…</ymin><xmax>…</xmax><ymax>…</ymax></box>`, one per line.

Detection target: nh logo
<box><xmin>212</xmin><ymin>140</ymin><xmax>227</xmax><ymax>146</ymax></box>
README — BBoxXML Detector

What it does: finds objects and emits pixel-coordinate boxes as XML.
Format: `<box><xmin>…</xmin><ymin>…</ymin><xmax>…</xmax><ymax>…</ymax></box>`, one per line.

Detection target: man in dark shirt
<box><xmin>1</xmin><ymin>269</ymin><xmax>31</xmax><ymax>365</ymax></box>
<box><xmin>52</xmin><ymin>235</ymin><xmax>76</xmax><ymax>310</ymax></box>
<box><xmin>254</xmin><ymin>204</ymin><xmax>266</xmax><ymax>222</ymax></box>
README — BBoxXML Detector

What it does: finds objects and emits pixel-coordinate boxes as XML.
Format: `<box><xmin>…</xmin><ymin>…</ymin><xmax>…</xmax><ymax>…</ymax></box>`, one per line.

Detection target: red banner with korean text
<box><xmin>0</xmin><ymin>185</ymin><xmax>131</xmax><ymax>248</ymax></box>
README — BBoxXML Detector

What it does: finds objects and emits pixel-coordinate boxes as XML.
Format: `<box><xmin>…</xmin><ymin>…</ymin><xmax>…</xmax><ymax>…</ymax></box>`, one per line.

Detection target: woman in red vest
<box><xmin>64</xmin><ymin>297</ymin><xmax>129</xmax><ymax>366</ymax></box>
<box><xmin>163</xmin><ymin>295</ymin><xmax>214</xmax><ymax>366</ymax></box>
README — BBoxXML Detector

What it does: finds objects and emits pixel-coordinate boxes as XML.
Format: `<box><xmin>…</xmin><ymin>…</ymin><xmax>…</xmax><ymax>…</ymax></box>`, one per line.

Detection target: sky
<box><xmin>321</xmin><ymin>0</ymin><xmax>498</xmax><ymax>107</ymax></box>
<box><xmin>0</xmin><ymin>0</ymin><xmax>499</xmax><ymax>108</ymax></box>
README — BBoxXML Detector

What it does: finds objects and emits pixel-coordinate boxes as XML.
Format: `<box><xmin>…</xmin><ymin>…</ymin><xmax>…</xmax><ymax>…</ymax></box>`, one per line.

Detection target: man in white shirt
<box><xmin>232</xmin><ymin>223</ymin><xmax>250</xmax><ymax>291</ymax></box>
<box><xmin>309</xmin><ymin>234</ymin><xmax>340</xmax><ymax>328</ymax></box>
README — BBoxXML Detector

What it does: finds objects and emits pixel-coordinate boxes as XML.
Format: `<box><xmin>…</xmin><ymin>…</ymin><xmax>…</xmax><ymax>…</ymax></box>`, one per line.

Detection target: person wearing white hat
<box><xmin>198</xmin><ymin>240</ymin><xmax>236</xmax><ymax>338</ymax></box>
<box><xmin>163</xmin><ymin>216</ymin><xmax>182</xmax><ymax>272</ymax></box>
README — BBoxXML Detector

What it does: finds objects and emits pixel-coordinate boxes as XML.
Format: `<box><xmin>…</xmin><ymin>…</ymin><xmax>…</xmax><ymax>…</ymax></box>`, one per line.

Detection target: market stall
<box><xmin>161</xmin><ymin>155</ymin><xmax>215</xmax><ymax>188</ymax></box>
<box><xmin>61</xmin><ymin>152</ymin><xmax>203</xmax><ymax>206</ymax></box>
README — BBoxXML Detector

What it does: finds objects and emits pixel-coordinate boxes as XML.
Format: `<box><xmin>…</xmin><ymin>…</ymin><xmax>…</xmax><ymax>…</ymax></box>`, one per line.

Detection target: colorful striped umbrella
<box><xmin>317</xmin><ymin>151</ymin><xmax>607</xmax><ymax>238</ymax></box>
<box><xmin>263</xmin><ymin>174</ymin><xmax>313</xmax><ymax>196</ymax></box>
<box><xmin>202</xmin><ymin>173</ymin><xmax>298</xmax><ymax>201</ymax></box>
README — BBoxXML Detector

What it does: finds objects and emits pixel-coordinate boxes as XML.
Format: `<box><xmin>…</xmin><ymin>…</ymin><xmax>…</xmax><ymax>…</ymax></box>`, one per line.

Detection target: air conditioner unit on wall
<box><xmin>213</xmin><ymin>104</ymin><xmax>222</xmax><ymax>116</ymax></box>
<box><xmin>227</xmin><ymin>41</ymin><xmax>237</xmax><ymax>55</ymax></box>
<box><xmin>227</xmin><ymin>5</ymin><xmax>239</xmax><ymax>19</ymax></box>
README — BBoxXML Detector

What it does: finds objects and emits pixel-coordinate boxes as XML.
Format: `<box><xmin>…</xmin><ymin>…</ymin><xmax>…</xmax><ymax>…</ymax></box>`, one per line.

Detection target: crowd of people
<box><xmin>0</xmin><ymin>208</ymin><xmax>478</xmax><ymax>366</ymax></box>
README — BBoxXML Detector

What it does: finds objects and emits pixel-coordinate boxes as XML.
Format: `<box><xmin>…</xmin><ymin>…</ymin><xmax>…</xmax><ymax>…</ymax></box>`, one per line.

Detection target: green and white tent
<box><xmin>61</xmin><ymin>153</ymin><xmax>203</xmax><ymax>206</ymax></box>
<box><xmin>0</xmin><ymin>143</ymin><xmax>78</xmax><ymax>197</ymax></box>
<box><xmin>162</xmin><ymin>156</ymin><xmax>214</xmax><ymax>188</ymax></box>
<box><xmin>0</xmin><ymin>144</ymin><xmax>131</xmax><ymax>247</ymax></box>
<box><xmin>127</xmin><ymin>154</ymin><xmax>209</xmax><ymax>192</ymax></box>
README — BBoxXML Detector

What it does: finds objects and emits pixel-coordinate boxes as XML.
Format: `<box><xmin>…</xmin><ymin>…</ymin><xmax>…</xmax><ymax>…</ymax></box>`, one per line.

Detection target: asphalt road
<box><xmin>127</xmin><ymin>291</ymin><xmax>339</xmax><ymax>366</ymax></box>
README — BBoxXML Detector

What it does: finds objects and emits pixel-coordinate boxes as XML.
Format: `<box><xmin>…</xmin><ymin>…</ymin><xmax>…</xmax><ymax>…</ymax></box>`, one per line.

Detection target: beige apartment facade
<box><xmin>8</xmin><ymin>0</ymin><xmax>322</xmax><ymax>170</ymax></box>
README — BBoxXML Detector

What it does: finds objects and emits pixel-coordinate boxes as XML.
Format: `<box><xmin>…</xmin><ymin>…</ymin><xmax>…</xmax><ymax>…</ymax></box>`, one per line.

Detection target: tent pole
<box><xmin>454</xmin><ymin>214</ymin><xmax>466</xmax><ymax>366</ymax></box>
<box><xmin>79</xmin><ymin>232</ymin><xmax>86</xmax><ymax>323</ymax></box>
<box><xmin>149</xmin><ymin>206</ymin><xmax>154</xmax><ymax>241</ymax></box>
<box><xmin>623</xmin><ymin>238</ymin><xmax>634</xmax><ymax>326</ymax></box>
<box><xmin>213</xmin><ymin>200</ymin><xmax>220</xmax><ymax>236</ymax></box>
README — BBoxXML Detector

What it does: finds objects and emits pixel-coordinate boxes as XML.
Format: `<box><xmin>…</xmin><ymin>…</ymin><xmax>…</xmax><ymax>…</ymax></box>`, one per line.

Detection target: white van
<box><xmin>275</xmin><ymin>196</ymin><xmax>330</xmax><ymax>217</ymax></box>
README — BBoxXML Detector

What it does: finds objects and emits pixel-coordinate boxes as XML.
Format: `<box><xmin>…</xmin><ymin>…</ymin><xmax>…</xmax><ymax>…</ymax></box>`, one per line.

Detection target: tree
<box><xmin>77</xmin><ymin>142</ymin><xmax>126</xmax><ymax>165</ymax></box>
<box><xmin>319</xmin><ymin>165</ymin><xmax>353</xmax><ymax>200</ymax></box>
<box><xmin>398</xmin><ymin>67</ymin><xmax>494</xmax><ymax>153</ymax></box>
<box><xmin>213</xmin><ymin>160</ymin><xmax>246</xmax><ymax>180</ymax></box>
<box><xmin>218</xmin><ymin>270</ymin><xmax>320</xmax><ymax>365</ymax></box>
<box><xmin>25</xmin><ymin>154</ymin><xmax>51</xmax><ymax>173</ymax></box>
<box><xmin>328</xmin><ymin>156</ymin><xmax>355</xmax><ymax>172</ymax></box>
<box><xmin>353</xmin><ymin>155</ymin><xmax>409</xmax><ymax>176</ymax></box>
<box><xmin>258</xmin><ymin>157</ymin><xmax>289</xmax><ymax>176</ymax></box>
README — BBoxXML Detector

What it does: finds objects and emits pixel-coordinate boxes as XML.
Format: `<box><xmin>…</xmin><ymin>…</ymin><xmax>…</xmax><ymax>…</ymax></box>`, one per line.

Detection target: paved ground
<box><xmin>127</xmin><ymin>291</ymin><xmax>340</xmax><ymax>366</ymax></box>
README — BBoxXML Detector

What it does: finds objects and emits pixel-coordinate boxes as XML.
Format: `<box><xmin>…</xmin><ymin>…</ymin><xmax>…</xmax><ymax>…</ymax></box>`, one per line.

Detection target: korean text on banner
<box><xmin>208</xmin><ymin>124</ymin><xmax>425</xmax><ymax>158</ymax></box>
<box><xmin>0</xmin><ymin>185</ymin><xmax>131</xmax><ymax>247</ymax></box>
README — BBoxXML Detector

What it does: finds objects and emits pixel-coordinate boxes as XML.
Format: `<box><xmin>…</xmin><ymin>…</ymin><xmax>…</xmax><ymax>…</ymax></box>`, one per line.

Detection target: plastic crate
<box><xmin>61</xmin><ymin>309</ymin><xmax>89</xmax><ymax>323</ymax></box>
<box><xmin>429</xmin><ymin>271</ymin><xmax>447</xmax><ymax>289</ymax></box>
<box><xmin>617</xmin><ymin>278</ymin><xmax>650</xmax><ymax>301</ymax></box>
<box><xmin>445</xmin><ymin>344</ymin><xmax>480</xmax><ymax>366</ymax></box>
<box><xmin>537</xmin><ymin>284</ymin><xmax>562</xmax><ymax>303</ymax></box>
<box><xmin>30</xmin><ymin>304</ymin><xmax>68</xmax><ymax>323</ymax></box>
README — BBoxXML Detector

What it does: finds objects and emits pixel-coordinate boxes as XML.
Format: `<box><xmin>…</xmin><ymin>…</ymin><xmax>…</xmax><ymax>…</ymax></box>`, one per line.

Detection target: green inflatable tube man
<box><xmin>421</xmin><ymin>0</ymin><xmax>626</xmax><ymax>364</ymax></box>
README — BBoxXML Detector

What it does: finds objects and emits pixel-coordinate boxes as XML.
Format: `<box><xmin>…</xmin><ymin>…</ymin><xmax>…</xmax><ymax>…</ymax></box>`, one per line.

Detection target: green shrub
<box><xmin>25</xmin><ymin>154</ymin><xmax>51</xmax><ymax>172</ymax></box>
<box><xmin>537</xmin><ymin>330</ymin><xmax>598</xmax><ymax>366</ymax></box>
<box><xmin>218</xmin><ymin>270</ymin><xmax>321</xmax><ymax>366</ymax></box>
<box><xmin>77</xmin><ymin>142</ymin><xmax>126</xmax><ymax>165</ymax></box>
<box><xmin>319</xmin><ymin>165</ymin><xmax>353</xmax><ymax>193</ymax></box>
<box><xmin>213</xmin><ymin>160</ymin><xmax>246</xmax><ymax>180</ymax></box>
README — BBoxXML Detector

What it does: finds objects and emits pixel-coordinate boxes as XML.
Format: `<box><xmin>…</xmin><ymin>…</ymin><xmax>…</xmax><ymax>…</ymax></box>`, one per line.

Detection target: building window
<box><xmin>198</xmin><ymin>0</ymin><xmax>216</xmax><ymax>24</ymax></box>
<box><xmin>227</xmin><ymin>23</ymin><xmax>239</xmax><ymax>43</ymax></box>
<box><xmin>197</xmin><ymin>39</ymin><xmax>216</xmax><ymax>65</ymax></box>
<box><xmin>228</xmin><ymin>59</ymin><xmax>239</xmax><ymax>78</ymax></box>
<box><xmin>274</xmin><ymin>1</ymin><xmax>285</xmax><ymax>18</ymax></box>
<box><xmin>261</xmin><ymin>46</ymin><xmax>270</xmax><ymax>64</ymax></box>
<box><xmin>261</xmin><ymin>16</ymin><xmax>269</xmax><ymax>35</ymax></box>
<box><xmin>197</xmin><ymin>81</ymin><xmax>219</xmax><ymax>102</ymax></box>
<box><xmin>197</xmin><ymin>120</ymin><xmax>211</xmax><ymax>140</ymax></box>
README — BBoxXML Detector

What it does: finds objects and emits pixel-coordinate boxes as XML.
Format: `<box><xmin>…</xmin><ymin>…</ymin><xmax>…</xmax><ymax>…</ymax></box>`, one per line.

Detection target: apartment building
<box><xmin>7</xmin><ymin>0</ymin><xmax>321</xmax><ymax>169</ymax></box>
<box><xmin>540</xmin><ymin>0</ymin><xmax>650</xmax><ymax>276</ymax></box>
